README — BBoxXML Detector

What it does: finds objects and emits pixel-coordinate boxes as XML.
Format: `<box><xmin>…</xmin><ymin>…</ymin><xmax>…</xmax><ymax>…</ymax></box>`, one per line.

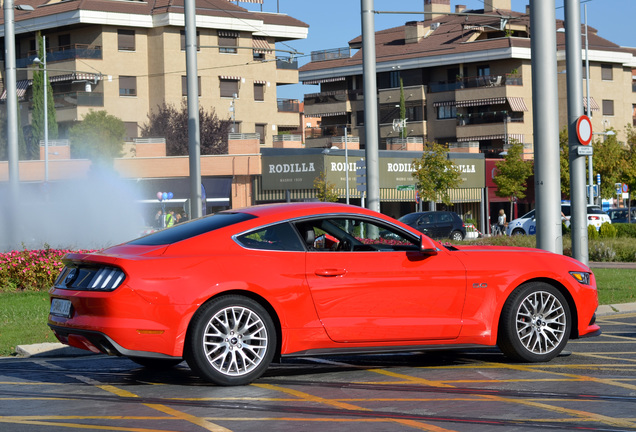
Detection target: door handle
<box><xmin>315</xmin><ymin>268</ymin><xmax>346</xmax><ymax>277</ymax></box>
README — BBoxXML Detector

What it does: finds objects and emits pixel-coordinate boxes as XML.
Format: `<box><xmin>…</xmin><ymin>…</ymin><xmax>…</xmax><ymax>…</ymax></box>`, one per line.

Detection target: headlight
<box><xmin>569</xmin><ymin>271</ymin><xmax>591</xmax><ymax>285</ymax></box>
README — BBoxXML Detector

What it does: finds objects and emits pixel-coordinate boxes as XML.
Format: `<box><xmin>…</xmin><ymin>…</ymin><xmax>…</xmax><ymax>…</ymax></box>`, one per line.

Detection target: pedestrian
<box><xmin>497</xmin><ymin>209</ymin><xmax>507</xmax><ymax>235</ymax></box>
<box><xmin>165</xmin><ymin>210</ymin><xmax>175</xmax><ymax>228</ymax></box>
<box><xmin>154</xmin><ymin>210</ymin><xmax>163</xmax><ymax>228</ymax></box>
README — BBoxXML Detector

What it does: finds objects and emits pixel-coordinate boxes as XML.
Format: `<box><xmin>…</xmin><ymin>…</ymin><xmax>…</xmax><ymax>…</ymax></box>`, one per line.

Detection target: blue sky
<box><xmin>240</xmin><ymin>0</ymin><xmax>635</xmax><ymax>100</ymax></box>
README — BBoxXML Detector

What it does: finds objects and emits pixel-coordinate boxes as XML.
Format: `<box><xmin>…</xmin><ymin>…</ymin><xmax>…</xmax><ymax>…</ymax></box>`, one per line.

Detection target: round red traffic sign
<box><xmin>576</xmin><ymin>115</ymin><xmax>593</xmax><ymax>145</ymax></box>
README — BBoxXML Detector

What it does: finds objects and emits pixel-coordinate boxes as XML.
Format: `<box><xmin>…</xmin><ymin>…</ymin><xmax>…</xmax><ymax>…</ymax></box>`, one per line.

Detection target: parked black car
<box><xmin>398</xmin><ymin>211</ymin><xmax>466</xmax><ymax>240</ymax></box>
<box><xmin>607</xmin><ymin>207</ymin><xmax>636</xmax><ymax>224</ymax></box>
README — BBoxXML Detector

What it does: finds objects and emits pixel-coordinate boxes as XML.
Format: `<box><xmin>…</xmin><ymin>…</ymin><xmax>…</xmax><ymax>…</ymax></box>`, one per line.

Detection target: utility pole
<box><xmin>361</xmin><ymin>0</ymin><xmax>380</xmax><ymax>212</ymax></box>
<box><xmin>185</xmin><ymin>0</ymin><xmax>202</xmax><ymax>219</ymax></box>
<box><xmin>530</xmin><ymin>0</ymin><xmax>563</xmax><ymax>254</ymax></box>
<box><xmin>564</xmin><ymin>0</ymin><xmax>588</xmax><ymax>265</ymax></box>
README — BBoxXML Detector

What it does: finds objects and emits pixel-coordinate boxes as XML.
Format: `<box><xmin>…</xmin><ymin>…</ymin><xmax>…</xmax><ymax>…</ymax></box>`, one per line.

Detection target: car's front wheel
<box><xmin>498</xmin><ymin>282</ymin><xmax>571</xmax><ymax>362</ymax></box>
<box><xmin>511</xmin><ymin>228</ymin><xmax>526</xmax><ymax>235</ymax></box>
<box><xmin>450</xmin><ymin>230</ymin><xmax>464</xmax><ymax>241</ymax></box>
<box><xmin>185</xmin><ymin>295</ymin><xmax>276</xmax><ymax>386</ymax></box>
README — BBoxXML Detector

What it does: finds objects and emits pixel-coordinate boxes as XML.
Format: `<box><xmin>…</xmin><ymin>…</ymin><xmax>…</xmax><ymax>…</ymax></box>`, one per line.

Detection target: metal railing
<box><xmin>18</xmin><ymin>44</ymin><xmax>102</xmax><ymax>67</ymax></box>
<box><xmin>311</xmin><ymin>47</ymin><xmax>351</xmax><ymax>62</ymax></box>
<box><xmin>457</xmin><ymin>111</ymin><xmax>524</xmax><ymax>126</ymax></box>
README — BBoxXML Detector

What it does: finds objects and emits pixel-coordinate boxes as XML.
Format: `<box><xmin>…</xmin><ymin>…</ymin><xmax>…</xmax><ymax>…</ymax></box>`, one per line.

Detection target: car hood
<box><xmin>450</xmin><ymin>244</ymin><xmax>590</xmax><ymax>271</ymax></box>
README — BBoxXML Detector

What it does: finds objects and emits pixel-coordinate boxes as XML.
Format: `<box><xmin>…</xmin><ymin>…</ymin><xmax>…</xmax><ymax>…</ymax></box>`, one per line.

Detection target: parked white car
<box><xmin>506</xmin><ymin>204</ymin><xmax>610</xmax><ymax>236</ymax></box>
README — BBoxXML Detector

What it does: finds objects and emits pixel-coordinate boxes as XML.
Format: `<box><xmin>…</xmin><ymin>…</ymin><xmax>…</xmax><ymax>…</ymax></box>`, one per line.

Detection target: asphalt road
<box><xmin>1</xmin><ymin>312</ymin><xmax>635</xmax><ymax>432</ymax></box>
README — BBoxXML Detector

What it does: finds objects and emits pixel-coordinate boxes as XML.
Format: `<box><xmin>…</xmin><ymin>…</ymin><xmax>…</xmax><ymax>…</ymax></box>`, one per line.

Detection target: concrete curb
<box><xmin>10</xmin><ymin>343</ymin><xmax>97</xmax><ymax>359</ymax></box>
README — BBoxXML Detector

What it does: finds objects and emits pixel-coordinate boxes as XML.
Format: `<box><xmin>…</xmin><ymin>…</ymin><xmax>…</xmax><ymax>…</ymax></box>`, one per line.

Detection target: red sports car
<box><xmin>48</xmin><ymin>202</ymin><xmax>600</xmax><ymax>386</ymax></box>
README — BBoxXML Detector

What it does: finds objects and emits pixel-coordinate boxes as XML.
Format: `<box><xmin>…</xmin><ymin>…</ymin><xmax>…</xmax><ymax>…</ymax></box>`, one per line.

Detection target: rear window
<box><xmin>128</xmin><ymin>212</ymin><xmax>256</xmax><ymax>246</ymax></box>
<box><xmin>587</xmin><ymin>207</ymin><xmax>607</xmax><ymax>215</ymax></box>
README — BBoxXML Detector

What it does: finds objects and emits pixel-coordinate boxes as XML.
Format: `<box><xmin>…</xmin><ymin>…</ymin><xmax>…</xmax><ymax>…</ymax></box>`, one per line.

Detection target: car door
<box><xmin>301</xmin><ymin>217</ymin><xmax>467</xmax><ymax>343</ymax></box>
<box><xmin>435</xmin><ymin>212</ymin><xmax>454</xmax><ymax>238</ymax></box>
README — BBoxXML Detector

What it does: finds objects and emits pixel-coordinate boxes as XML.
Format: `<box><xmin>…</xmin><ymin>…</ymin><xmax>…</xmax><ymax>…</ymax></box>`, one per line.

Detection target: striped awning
<box><xmin>433</xmin><ymin>100</ymin><xmax>456</xmax><ymax>107</ymax></box>
<box><xmin>457</xmin><ymin>134</ymin><xmax>524</xmax><ymax>142</ymax></box>
<box><xmin>0</xmin><ymin>79</ymin><xmax>31</xmax><ymax>100</ymax></box>
<box><xmin>253</xmin><ymin>80</ymin><xmax>267</xmax><ymax>85</ymax></box>
<box><xmin>583</xmin><ymin>97</ymin><xmax>600</xmax><ymax>112</ymax></box>
<box><xmin>227</xmin><ymin>0</ymin><xmax>263</xmax><ymax>3</ymax></box>
<box><xmin>218</xmin><ymin>30</ymin><xmax>240</xmax><ymax>38</ymax></box>
<box><xmin>456</xmin><ymin>97</ymin><xmax>506</xmax><ymax>108</ymax></box>
<box><xmin>305</xmin><ymin>111</ymin><xmax>346</xmax><ymax>118</ymax></box>
<box><xmin>219</xmin><ymin>75</ymin><xmax>241</xmax><ymax>81</ymax></box>
<box><xmin>302</xmin><ymin>77</ymin><xmax>346</xmax><ymax>85</ymax></box>
<box><xmin>252</xmin><ymin>36</ymin><xmax>273</xmax><ymax>53</ymax></box>
<box><xmin>49</xmin><ymin>72</ymin><xmax>102</xmax><ymax>83</ymax></box>
<box><xmin>507</xmin><ymin>97</ymin><xmax>528</xmax><ymax>112</ymax></box>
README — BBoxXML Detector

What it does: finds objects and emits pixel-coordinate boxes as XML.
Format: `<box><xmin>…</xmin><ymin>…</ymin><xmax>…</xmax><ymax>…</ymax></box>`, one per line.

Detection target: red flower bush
<box><xmin>0</xmin><ymin>248</ymin><xmax>97</xmax><ymax>292</ymax></box>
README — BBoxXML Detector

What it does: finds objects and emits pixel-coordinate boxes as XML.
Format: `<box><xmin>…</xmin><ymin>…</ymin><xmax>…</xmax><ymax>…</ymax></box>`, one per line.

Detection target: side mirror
<box><xmin>419</xmin><ymin>235</ymin><xmax>438</xmax><ymax>255</ymax></box>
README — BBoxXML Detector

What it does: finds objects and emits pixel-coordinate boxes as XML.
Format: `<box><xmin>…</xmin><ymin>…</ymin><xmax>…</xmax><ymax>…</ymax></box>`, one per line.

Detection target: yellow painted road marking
<box><xmin>145</xmin><ymin>404</ymin><xmax>232</xmax><ymax>432</ymax></box>
<box><xmin>369</xmin><ymin>368</ymin><xmax>455</xmax><ymax>387</ymax></box>
<box><xmin>69</xmin><ymin>375</ymin><xmax>232</xmax><ymax>432</ymax></box>
<box><xmin>253</xmin><ymin>383</ymin><xmax>371</xmax><ymax>411</ymax></box>
<box><xmin>254</xmin><ymin>382</ymin><xmax>459</xmax><ymax>431</ymax></box>
<box><xmin>0</xmin><ymin>418</ymin><xmax>176</xmax><ymax>432</ymax></box>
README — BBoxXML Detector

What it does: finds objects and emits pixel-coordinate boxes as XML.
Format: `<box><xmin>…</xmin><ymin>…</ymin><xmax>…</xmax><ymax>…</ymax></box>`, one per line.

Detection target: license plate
<box><xmin>50</xmin><ymin>298</ymin><xmax>72</xmax><ymax>318</ymax></box>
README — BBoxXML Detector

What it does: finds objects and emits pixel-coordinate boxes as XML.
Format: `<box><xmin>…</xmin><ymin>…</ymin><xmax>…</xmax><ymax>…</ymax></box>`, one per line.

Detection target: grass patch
<box><xmin>594</xmin><ymin>268</ymin><xmax>636</xmax><ymax>305</ymax></box>
<box><xmin>0</xmin><ymin>291</ymin><xmax>55</xmax><ymax>357</ymax></box>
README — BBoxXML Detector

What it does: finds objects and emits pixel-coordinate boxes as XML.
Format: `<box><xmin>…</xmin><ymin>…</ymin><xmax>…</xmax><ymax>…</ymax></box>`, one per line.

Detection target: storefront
<box><xmin>258</xmin><ymin>148</ymin><xmax>486</xmax><ymax>231</ymax></box>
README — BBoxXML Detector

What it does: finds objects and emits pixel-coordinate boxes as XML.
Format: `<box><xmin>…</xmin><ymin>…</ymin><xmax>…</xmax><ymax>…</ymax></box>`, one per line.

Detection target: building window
<box><xmin>58</xmin><ymin>34</ymin><xmax>71</xmax><ymax>48</ymax></box>
<box><xmin>119</xmin><ymin>76</ymin><xmax>137</xmax><ymax>96</ymax></box>
<box><xmin>254</xmin><ymin>83</ymin><xmax>265</xmax><ymax>101</ymax></box>
<box><xmin>601</xmin><ymin>64</ymin><xmax>613</xmax><ymax>81</ymax></box>
<box><xmin>124</xmin><ymin>122</ymin><xmax>138</xmax><ymax>140</ymax></box>
<box><xmin>602</xmin><ymin>99</ymin><xmax>614</xmax><ymax>116</ymax></box>
<box><xmin>230</xmin><ymin>121</ymin><xmax>241</xmax><ymax>134</ymax></box>
<box><xmin>182</xmin><ymin>76</ymin><xmax>202</xmax><ymax>96</ymax></box>
<box><xmin>356</xmin><ymin>110</ymin><xmax>365</xmax><ymax>126</ymax></box>
<box><xmin>219</xmin><ymin>31</ymin><xmax>238</xmax><ymax>54</ymax></box>
<box><xmin>220</xmin><ymin>79</ymin><xmax>239</xmax><ymax>98</ymax></box>
<box><xmin>255</xmin><ymin>124</ymin><xmax>266</xmax><ymax>144</ymax></box>
<box><xmin>118</xmin><ymin>29</ymin><xmax>135</xmax><ymax>51</ymax></box>
<box><xmin>437</xmin><ymin>105</ymin><xmax>456</xmax><ymax>120</ymax></box>
<box><xmin>477</xmin><ymin>65</ymin><xmax>490</xmax><ymax>76</ymax></box>
<box><xmin>180</xmin><ymin>30</ymin><xmax>200</xmax><ymax>51</ymax></box>
<box><xmin>390</xmin><ymin>71</ymin><xmax>401</xmax><ymax>88</ymax></box>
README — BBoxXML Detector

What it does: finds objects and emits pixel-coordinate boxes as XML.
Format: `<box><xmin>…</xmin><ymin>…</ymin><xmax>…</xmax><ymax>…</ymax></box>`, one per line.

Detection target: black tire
<box><xmin>498</xmin><ymin>282</ymin><xmax>571</xmax><ymax>362</ymax></box>
<box><xmin>511</xmin><ymin>228</ymin><xmax>526</xmax><ymax>236</ymax></box>
<box><xmin>185</xmin><ymin>295</ymin><xmax>276</xmax><ymax>386</ymax></box>
<box><xmin>129</xmin><ymin>357</ymin><xmax>182</xmax><ymax>369</ymax></box>
<box><xmin>450</xmin><ymin>230</ymin><xmax>464</xmax><ymax>241</ymax></box>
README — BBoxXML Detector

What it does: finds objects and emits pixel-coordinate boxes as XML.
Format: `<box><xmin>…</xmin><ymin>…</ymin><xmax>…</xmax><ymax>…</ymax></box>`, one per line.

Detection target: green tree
<box><xmin>31</xmin><ymin>32</ymin><xmax>58</xmax><ymax>155</ymax></box>
<box><xmin>412</xmin><ymin>142</ymin><xmax>462</xmax><ymax>207</ymax></box>
<box><xmin>623</xmin><ymin>124</ymin><xmax>636</xmax><ymax>195</ymax></box>
<box><xmin>559</xmin><ymin>127</ymin><xmax>570</xmax><ymax>197</ymax></box>
<box><xmin>493</xmin><ymin>140</ymin><xmax>534</xmax><ymax>216</ymax></box>
<box><xmin>313</xmin><ymin>171</ymin><xmax>339</xmax><ymax>202</ymax></box>
<box><xmin>593</xmin><ymin>128</ymin><xmax>625</xmax><ymax>199</ymax></box>
<box><xmin>141</xmin><ymin>102</ymin><xmax>230</xmax><ymax>156</ymax></box>
<box><xmin>69</xmin><ymin>110</ymin><xmax>125</xmax><ymax>168</ymax></box>
<box><xmin>399</xmin><ymin>77</ymin><xmax>407</xmax><ymax>138</ymax></box>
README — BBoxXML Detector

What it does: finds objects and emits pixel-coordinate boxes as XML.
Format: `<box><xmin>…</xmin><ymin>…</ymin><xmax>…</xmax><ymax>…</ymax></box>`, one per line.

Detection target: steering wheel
<box><xmin>336</xmin><ymin>239</ymin><xmax>353</xmax><ymax>251</ymax></box>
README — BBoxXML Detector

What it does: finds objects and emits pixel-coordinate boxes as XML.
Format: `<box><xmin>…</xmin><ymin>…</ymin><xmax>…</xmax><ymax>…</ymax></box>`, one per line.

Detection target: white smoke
<box><xmin>1</xmin><ymin>171</ymin><xmax>146</xmax><ymax>251</ymax></box>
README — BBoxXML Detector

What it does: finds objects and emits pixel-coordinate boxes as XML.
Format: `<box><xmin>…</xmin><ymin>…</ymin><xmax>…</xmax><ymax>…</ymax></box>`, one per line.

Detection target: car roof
<box><xmin>228</xmin><ymin>202</ymin><xmax>383</xmax><ymax>221</ymax></box>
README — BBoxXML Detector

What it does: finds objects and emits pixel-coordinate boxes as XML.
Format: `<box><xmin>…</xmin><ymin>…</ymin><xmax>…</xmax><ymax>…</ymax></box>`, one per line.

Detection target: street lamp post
<box><xmin>583</xmin><ymin>5</ymin><xmax>594</xmax><ymax>206</ymax></box>
<box><xmin>34</xmin><ymin>37</ymin><xmax>49</xmax><ymax>182</ymax></box>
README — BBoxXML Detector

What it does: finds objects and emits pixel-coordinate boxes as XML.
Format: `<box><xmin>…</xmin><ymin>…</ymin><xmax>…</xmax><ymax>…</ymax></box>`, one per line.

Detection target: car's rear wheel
<box><xmin>185</xmin><ymin>295</ymin><xmax>276</xmax><ymax>386</ymax></box>
<box><xmin>498</xmin><ymin>282</ymin><xmax>571</xmax><ymax>362</ymax></box>
<box><xmin>450</xmin><ymin>230</ymin><xmax>464</xmax><ymax>241</ymax></box>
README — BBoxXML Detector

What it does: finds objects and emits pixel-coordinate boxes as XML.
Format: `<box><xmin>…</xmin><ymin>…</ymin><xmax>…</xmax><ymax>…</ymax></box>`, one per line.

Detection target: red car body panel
<box><xmin>48</xmin><ymin>202</ymin><xmax>600</xmax><ymax>361</ymax></box>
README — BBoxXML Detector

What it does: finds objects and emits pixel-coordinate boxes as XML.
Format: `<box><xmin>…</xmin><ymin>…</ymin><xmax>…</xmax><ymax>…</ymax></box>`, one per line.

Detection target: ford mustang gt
<box><xmin>48</xmin><ymin>202</ymin><xmax>600</xmax><ymax>386</ymax></box>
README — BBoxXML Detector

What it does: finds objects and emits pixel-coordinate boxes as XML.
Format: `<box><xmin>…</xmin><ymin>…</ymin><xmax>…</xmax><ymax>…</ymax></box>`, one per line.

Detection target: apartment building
<box><xmin>0</xmin><ymin>0</ymin><xmax>308</xmax><ymax>146</ymax></box>
<box><xmin>299</xmin><ymin>0</ymin><xmax>636</xmax><ymax>157</ymax></box>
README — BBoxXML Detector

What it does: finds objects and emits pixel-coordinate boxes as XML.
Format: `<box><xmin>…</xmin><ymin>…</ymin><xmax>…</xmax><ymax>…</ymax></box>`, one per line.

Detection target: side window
<box><xmin>439</xmin><ymin>213</ymin><xmax>452</xmax><ymax>223</ymax></box>
<box><xmin>295</xmin><ymin>217</ymin><xmax>418</xmax><ymax>252</ymax></box>
<box><xmin>236</xmin><ymin>223</ymin><xmax>304</xmax><ymax>251</ymax></box>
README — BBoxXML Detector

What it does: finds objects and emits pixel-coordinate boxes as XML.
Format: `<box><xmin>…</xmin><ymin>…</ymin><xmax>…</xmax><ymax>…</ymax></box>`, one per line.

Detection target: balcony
<box><xmin>276</xmin><ymin>57</ymin><xmax>298</xmax><ymax>70</ymax></box>
<box><xmin>310</xmin><ymin>47</ymin><xmax>351</xmax><ymax>62</ymax></box>
<box><xmin>303</xmin><ymin>89</ymin><xmax>363</xmax><ymax>106</ymax></box>
<box><xmin>457</xmin><ymin>73</ymin><xmax>522</xmax><ymax>89</ymax></box>
<box><xmin>457</xmin><ymin>111</ymin><xmax>524</xmax><ymax>126</ymax></box>
<box><xmin>30</xmin><ymin>91</ymin><xmax>104</xmax><ymax>110</ymax></box>
<box><xmin>278</xmin><ymin>99</ymin><xmax>300</xmax><ymax>113</ymax></box>
<box><xmin>17</xmin><ymin>44</ymin><xmax>102</xmax><ymax>68</ymax></box>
